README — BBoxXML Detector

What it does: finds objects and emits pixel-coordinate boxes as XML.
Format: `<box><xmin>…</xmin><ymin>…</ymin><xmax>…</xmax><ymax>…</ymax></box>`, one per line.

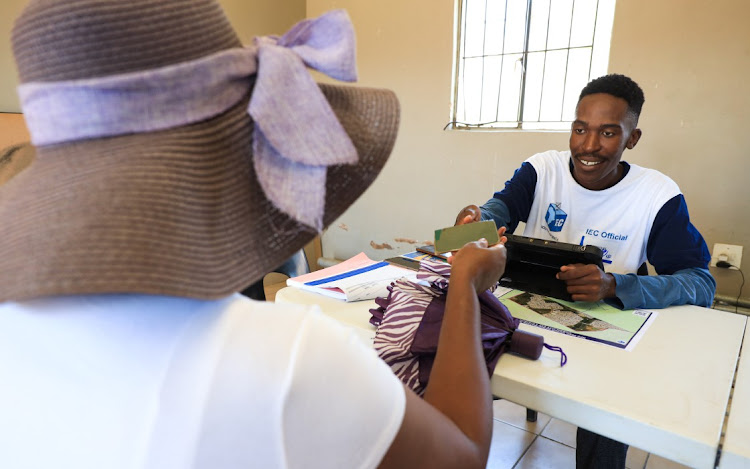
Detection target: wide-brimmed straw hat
<box><xmin>0</xmin><ymin>0</ymin><xmax>399</xmax><ymax>301</ymax></box>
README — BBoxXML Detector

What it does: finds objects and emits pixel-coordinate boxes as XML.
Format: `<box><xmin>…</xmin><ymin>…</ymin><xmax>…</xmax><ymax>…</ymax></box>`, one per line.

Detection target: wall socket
<box><xmin>711</xmin><ymin>243</ymin><xmax>743</xmax><ymax>268</ymax></box>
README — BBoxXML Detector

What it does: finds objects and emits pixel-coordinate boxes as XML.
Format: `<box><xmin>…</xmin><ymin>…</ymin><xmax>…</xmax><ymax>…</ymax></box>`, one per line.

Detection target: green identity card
<box><xmin>434</xmin><ymin>220</ymin><xmax>500</xmax><ymax>254</ymax></box>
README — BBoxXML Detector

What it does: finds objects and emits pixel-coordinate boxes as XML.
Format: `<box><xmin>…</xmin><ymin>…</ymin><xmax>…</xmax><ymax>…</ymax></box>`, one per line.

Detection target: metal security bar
<box><xmin>450</xmin><ymin>0</ymin><xmax>615</xmax><ymax>130</ymax></box>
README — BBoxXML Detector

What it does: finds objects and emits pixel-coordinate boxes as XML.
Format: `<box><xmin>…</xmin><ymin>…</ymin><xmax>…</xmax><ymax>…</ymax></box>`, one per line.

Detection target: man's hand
<box><xmin>448</xmin><ymin>237</ymin><xmax>507</xmax><ymax>293</ymax></box>
<box><xmin>454</xmin><ymin>205</ymin><xmax>481</xmax><ymax>226</ymax></box>
<box><xmin>556</xmin><ymin>264</ymin><xmax>616</xmax><ymax>302</ymax></box>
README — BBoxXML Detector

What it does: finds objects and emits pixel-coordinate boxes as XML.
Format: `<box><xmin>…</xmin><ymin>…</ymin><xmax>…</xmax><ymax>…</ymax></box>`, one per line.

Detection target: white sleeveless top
<box><xmin>523</xmin><ymin>150</ymin><xmax>680</xmax><ymax>274</ymax></box>
<box><xmin>0</xmin><ymin>293</ymin><xmax>405</xmax><ymax>469</ymax></box>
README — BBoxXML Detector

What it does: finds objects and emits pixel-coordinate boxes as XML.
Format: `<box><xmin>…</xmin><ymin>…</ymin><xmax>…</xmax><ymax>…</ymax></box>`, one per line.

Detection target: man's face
<box><xmin>569</xmin><ymin>93</ymin><xmax>641</xmax><ymax>191</ymax></box>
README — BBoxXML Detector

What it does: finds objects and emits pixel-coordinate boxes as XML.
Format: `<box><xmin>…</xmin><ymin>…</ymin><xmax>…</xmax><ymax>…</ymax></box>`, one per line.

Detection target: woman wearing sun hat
<box><xmin>0</xmin><ymin>1</ymin><xmax>507</xmax><ymax>467</ymax></box>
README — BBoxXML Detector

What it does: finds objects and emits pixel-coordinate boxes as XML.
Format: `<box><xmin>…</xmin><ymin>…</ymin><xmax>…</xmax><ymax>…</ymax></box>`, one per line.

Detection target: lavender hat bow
<box><xmin>251</xmin><ymin>10</ymin><xmax>358</xmax><ymax>231</ymax></box>
<box><xmin>18</xmin><ymin>10</ymin><xmax>360</xmax><ymax>231</ymax></box>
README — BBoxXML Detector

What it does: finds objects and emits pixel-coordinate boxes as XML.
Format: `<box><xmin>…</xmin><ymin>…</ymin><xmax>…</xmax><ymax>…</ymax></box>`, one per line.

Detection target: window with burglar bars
<box><xmin>451</xmin><ymin>0</ymin><xmax>616</xmax><ymax>130</ymax></box>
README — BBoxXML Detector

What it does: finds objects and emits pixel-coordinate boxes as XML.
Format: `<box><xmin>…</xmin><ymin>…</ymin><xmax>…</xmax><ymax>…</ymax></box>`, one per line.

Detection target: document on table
<box><xmin>494</xmin><ymin>288</ymin><xmax>656</xmax><ymax>351</ymax></box>
<box><xmin>287</xmin><ymin>252</ymin><xmax>418</xmax><ymax>302</ymax></box>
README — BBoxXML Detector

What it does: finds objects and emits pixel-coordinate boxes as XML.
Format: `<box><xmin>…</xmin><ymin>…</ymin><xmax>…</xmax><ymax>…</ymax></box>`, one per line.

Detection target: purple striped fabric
<box><xmin>370</xmin><ymin>259</ymin><xmax>521</xmax><ymax>395</ymax></box>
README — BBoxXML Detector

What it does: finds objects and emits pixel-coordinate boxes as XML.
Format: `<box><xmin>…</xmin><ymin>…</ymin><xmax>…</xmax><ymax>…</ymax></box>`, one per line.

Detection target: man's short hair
<box><xmin>579</xmin><ymin>74</ymin><xmax>645</xmax><ymax>123</ymax></box>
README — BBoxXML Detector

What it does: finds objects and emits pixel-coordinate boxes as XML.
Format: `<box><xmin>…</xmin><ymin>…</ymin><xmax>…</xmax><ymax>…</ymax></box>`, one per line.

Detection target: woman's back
<box><xmin>0</xmin><ymin>294</ymin><xmax>404</xmax><ymax>469</ymax></box>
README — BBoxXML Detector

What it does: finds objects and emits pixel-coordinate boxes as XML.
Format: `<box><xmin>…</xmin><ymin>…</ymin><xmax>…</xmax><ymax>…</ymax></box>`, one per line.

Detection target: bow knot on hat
<box><xmin>0</xmin><ymin>0</ymin><xmax>399</xmax><ymax>301</ymax></box>
<box><xmin>20</xmin><ymin>8</ymin><xmax>361</xmax><ymax>231</ymax></box>
<box><xmin>250</xmin><ymin>10</ymin><xmax>359</xmax><ymax>230</ymax></box>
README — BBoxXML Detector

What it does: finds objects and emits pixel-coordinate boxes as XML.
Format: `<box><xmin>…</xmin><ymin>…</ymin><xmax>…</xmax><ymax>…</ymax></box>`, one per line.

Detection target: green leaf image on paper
<box><xmin>508</xmin><ymin>292</ymin><xmax>626</xmax><ymax>333</ymax></box>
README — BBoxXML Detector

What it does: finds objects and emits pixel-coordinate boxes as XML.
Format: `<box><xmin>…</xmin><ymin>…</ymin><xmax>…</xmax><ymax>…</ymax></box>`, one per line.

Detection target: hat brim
<box><xmin>0</xmin><ymin>83</ymin><xmax>399</xmax><ymax>301</ymax></box>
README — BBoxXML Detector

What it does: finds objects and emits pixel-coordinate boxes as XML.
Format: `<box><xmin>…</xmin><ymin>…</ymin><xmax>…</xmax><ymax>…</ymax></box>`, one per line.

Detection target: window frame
<box><xmin>449</xmin><ymin>0</ymin><xmax>616</xmax><ymax>131</ymax></box>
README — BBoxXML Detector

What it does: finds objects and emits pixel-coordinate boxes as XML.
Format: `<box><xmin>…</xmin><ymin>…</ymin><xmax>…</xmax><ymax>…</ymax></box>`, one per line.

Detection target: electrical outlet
<box><xmin>711</xmin><ymin>243</ymin><xmax>743</xmax><ymax>268</ymax></box>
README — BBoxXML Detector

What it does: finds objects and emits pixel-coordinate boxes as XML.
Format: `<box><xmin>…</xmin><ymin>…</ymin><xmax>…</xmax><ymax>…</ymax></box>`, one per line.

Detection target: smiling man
<box><xmin>456</xmin><ymin>73</ymin><xmax>714</xmax><ymax>310</ymax></box>
<box><xmin>455</xmin><ymin>74</ymin><xmax>715</xmax><ymax>468</ymax></box>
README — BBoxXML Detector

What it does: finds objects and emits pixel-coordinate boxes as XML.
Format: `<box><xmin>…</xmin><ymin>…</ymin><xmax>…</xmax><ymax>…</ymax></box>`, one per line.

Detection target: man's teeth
<box><xmin>580</xmin><ymin>159</ymin><xmax>600</xmax><ymax>166</ymax></box>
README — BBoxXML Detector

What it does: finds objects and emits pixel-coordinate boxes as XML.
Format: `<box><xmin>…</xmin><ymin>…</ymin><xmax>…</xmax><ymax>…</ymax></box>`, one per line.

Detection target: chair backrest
<box><xmin>240</xmin><ymin>249</ymin><xmax>310</xmax><ymax>301</ymax></box>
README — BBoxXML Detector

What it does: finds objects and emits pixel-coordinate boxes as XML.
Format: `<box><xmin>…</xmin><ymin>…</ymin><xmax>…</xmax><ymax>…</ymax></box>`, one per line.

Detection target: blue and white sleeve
<box><xmin>611</xmin><ymin>267</ymin><xmax>716</xmax><ymax>310</ymax></box>
<box><xmin>611</xmin><ymin>195</ymin><xmax>716</xmax><ymax>309</ymax></box>
<box><xmin>479</xmin><ymin>162</ymin><xmax>537</xmax><ymax>233</ymax></box>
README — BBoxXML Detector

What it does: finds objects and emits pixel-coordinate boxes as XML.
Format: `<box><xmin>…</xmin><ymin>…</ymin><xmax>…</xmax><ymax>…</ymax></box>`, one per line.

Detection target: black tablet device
<box><xmin>499</xmin><ymin>234</ymin><xmax>604</xmax><ymax>302</ymax></box>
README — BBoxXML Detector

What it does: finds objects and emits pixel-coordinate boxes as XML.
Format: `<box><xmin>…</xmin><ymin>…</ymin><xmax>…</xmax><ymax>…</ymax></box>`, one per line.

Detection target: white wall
<box><xmin>309</xmin><ymin>0</ymin><xmax>750</xmax><ymax>301</ymax></box>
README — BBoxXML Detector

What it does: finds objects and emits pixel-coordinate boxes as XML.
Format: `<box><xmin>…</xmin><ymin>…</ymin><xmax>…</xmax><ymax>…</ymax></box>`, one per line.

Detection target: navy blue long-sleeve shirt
<box><xmin>480</xmin><ymin>161</ymin><xmax>715</xmax><ymax>310</ymax></box>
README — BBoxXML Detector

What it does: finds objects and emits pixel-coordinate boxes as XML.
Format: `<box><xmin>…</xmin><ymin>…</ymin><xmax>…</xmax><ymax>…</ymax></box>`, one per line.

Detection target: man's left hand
<box><xmin>556</xmin><ymin>264</ymin><xmax>616</xmax><ymax>302</ymax></box>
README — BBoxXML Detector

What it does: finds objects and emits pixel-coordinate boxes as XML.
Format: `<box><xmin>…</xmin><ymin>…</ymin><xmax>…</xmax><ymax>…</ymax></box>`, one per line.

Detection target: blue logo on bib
<box><xmin>546</xmin><ymin>203</ymin><xmax>567</xmax><ymax>232</ymax></box>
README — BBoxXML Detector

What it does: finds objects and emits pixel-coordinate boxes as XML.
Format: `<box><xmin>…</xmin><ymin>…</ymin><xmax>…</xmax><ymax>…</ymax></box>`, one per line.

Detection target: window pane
<box><xmin>521</xmin><ymin>51</ymin><xmax>546</xmax><ymax>122</ymax></box>
<box><xmin>481</xmin><ymin>56</ymin><xmax>502</xmax><ymax>122</ymax></box>
<box><xmin>452</xmin><ymin>0</ymin><xmax>616</xmax><ymax>129</ymax></box>
<box><xmin>562</xmin><ymin>47</ymin><xmax>592</xmax><ymax>120</ymax></box>
<box><xmin>497</xmin><ymin>53</ymin><xmax>523</xmax><ymax>122</ymax></box>
<box><xmin>547</xmin><ymin>0</ymin><xmax>574</xmax><ymax>50</ymax></box>
<box><xmin>528</xmin><ymin>0</ymin><xmax>551</xmax><ymax>52</ymax></box>
<box><xmin>463</xmin><ymin>0</ymin><xmax>487</xmax><ymax>57</ymax></box>
<box><xmin>539</xmin><ymin>49</ymin><xmax>567</xmax><ymax>121</ymax></box>
<box><xmin>484</xmin><ymin>0</ymin><xmax>507</xmax><ymax>56</ymax></box>
<box><xmin>570</xmin><ymin>0</ymin><xmax>597</xmax><ymax>48</ymax></box>
<box><xmin>590</xmin><ymin>0</ymin><xmax>615</xmax><ymax>79</ymax></box>
<box><xmin>457</xmin><ymin>57</ymin><xmax>485</xmax><ymax>122</ymax></box>
<box><xmin>503</xmin><ymin>0</ymin><xmax>528</xmax><ymax>54</ymax></box>
<box><xmin>455</xmin><ymin>60</ymin><xmax>467</xmax><ymax>121</ymax></box>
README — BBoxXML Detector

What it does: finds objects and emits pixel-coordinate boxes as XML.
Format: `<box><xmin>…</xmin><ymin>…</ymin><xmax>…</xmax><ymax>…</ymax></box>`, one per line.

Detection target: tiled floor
<box><xmin>488</xmin><ymin>399</ymin><xmax>693</xmax><ymax>469</ymax></box>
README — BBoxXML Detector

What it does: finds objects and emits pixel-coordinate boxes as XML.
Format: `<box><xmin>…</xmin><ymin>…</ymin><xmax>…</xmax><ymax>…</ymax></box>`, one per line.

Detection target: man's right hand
<box><xmin>454</xmin><ymin>204</ymin><xmax>481</xmax><ymax>226</ymax></box>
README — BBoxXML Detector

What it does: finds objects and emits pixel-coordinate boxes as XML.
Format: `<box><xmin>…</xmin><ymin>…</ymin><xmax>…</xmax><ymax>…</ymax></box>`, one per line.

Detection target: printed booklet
<box><xmin>287</xmin><ymin>252</ymin><xmax>417</xmax><ymax>302</ymax></box>
<box><xmin>494</xmin><ymin>288</ymin><xmax>656</xmax><ymax>351</ymax></box>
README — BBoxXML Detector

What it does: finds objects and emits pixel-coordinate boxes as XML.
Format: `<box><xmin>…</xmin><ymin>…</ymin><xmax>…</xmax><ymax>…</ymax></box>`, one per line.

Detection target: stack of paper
<box><xmin>287</xmin><ymin>252</ymin><xmax>418</xmax><ymax>302</ymax></box>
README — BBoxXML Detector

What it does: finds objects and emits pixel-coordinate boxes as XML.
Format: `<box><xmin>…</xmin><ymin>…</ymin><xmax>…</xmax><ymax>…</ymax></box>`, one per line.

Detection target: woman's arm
<box><xmin>379</xmin><ymin>239</ymin><xmax>507</xmax><ymax>469</ymax></box>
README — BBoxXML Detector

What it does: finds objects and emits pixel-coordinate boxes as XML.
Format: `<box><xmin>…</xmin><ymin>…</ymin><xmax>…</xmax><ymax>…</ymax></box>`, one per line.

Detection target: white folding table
<box><xmin>275</xmin><ymin>286</ymin><xmax>746</xmax><ymax>469</ymax></box>
<box><xmin>718</xmin><ymin>320</ymin><xmax>750</xmax><ymax>468</ymax></box>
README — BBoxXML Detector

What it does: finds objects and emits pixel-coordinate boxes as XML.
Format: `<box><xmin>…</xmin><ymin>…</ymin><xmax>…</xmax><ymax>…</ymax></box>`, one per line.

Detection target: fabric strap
<box><xmin>543</xmin><ymin>343</ymin><xmax>568</xmax><ymax>367</ymax></box>
<box><xmin>17</xmin><ymin>10</ymin><xmax>358</xmax><ymax>231</ymax></box>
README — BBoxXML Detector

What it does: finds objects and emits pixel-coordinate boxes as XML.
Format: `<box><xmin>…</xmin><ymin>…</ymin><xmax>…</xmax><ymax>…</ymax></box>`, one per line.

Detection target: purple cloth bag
<box><xmin>371</xmin><ymin>259</ymin><xmax>565</xmax><ymax>395</ymax></box>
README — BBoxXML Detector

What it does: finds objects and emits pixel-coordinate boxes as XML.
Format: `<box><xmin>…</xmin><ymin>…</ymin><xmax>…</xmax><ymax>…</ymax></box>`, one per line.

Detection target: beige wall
<box><xmin>310</xmin><ymin>0</ymin><xmax>750</xmax><ymax>301</ymax></box>
<box><xmin>609</xmin><ymin>1</ymin><xmax>750</xmax><ymax>300</ymax></box>
<box><xmin>0</xmin><ymin>0</ymin><xmax>27</xmax><ymax>112</ymax></box>
<box><xmin>219</xmin><ymin>0</ymin><xmax>305</xmax><ymax>44</ymax></box>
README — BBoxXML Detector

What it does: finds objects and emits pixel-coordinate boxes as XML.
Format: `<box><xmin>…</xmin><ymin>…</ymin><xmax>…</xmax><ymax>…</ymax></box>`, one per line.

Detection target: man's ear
<box><xmin>626</xmin><ymin>128</ymin><xmax>642</xmax><ymax>149</ymax></box>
